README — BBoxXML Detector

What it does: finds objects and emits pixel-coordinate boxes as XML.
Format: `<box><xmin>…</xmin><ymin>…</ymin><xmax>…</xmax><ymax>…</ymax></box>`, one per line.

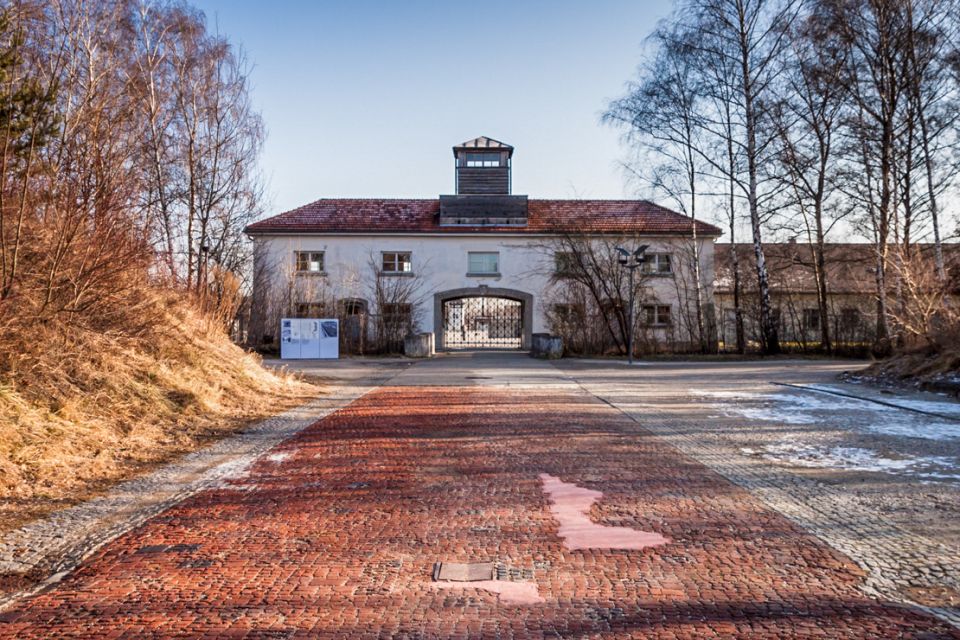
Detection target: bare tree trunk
<box><xmin>725</xmin><ymin>125</ymin><xmax>746</xmax><ymax>354</ymax></box>
<box><xmin>736</xmin><ymin>6</ymin><xmax>779</xmax><ymax>354</ymax></box>
<box><xmin>688</xmin><ymin>160</ymin><xmax>707</xmax><ymax>352</ymax></box>
<box><xmin>904</xmin><ymin>0</ymin><xmax>948</xmax><ymax>281</ymax></box>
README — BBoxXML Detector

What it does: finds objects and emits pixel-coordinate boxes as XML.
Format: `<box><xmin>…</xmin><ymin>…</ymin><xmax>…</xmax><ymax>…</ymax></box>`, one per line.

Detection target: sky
<box><xmin>190</xmin><ymin>0</ymin><xmax>675</xmax><ymax>216</ymax></box>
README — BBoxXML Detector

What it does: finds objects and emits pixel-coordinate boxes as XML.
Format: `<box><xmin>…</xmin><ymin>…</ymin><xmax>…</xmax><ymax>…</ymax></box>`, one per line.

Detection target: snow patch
<box><xmin>741</xmin><ymin>444</ymin><xmax>960</xmax><ymax>480</ymax></box>
<box><xmin>808</xmin><ymin>384</ymin><xmax>960</xmax><ymax>418</ymax></box>
<box><xmin>264</xmin><ymin>452</ymin><xmax>292</xmax><ymax>464</ymax></box>
<box><xmin>695</xmin><ymin>388</ymin><xmax>960</xmax><ymax>440</ymax></box>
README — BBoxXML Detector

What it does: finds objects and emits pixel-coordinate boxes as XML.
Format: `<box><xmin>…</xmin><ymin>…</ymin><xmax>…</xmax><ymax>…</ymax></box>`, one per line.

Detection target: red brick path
<box><xmin>1</xmin><ymin>387</ymin><xmax>957</xmax><ymax>638</ymax></box>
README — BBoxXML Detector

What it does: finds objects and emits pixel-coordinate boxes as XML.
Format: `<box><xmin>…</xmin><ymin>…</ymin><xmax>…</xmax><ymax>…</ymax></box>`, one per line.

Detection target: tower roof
<box><xmin>453</xmin><ymin>136</ymin><xmax>514</xmax><ymax>156</ymax></box>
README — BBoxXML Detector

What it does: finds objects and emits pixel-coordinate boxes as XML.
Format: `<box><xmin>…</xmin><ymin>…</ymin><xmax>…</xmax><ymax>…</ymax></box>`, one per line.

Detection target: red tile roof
<box><xmin>244</xmin><ymin>198</ymin><xmax>723</xmax><ymax>237</ymax></box>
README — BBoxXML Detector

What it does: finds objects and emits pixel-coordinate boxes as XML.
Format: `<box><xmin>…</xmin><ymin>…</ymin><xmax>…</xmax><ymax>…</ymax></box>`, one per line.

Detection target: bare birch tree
<box><xmin>772</xmin><ymin>2</ymin><xmax>850</xmax><ymax>351</ymax></box>
<box><xmin>826</xmin><ymin>0</ymin><xmax>911</xmax><ymax>354</ymax></box>
<box><xmin>688</xmin><ymin>0</ymin><xmax>801</xmax><ymax>355</ymax></box>
<box><xmin>902</xmin><ymin>0</ymin><xmax>960</xmax><ymax>281</ymax></box>
<box><xmin>605</xmin><ymin>25</ymin><xmax>710</xmax><ymax>352</ymax></box>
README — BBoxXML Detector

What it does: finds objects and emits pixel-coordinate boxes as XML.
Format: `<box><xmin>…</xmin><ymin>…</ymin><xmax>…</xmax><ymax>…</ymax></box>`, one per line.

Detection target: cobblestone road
<box><xmin>558</xmin><ymin>358</ymin><xmax>960</xmax><ymax>626</ymax></box>
<box><xmin>1</xmin><ymin>354</ymin><xmax>957</xmax><ymax>638</ymax></box>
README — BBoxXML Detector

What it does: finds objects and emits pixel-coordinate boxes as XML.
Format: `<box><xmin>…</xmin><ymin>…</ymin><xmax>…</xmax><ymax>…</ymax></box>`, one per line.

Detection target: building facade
<box><xmin>714</xmin><ymin>242</ymin><xmax>960</xmax><ymax>351</ymax></box>
<box><xmin>245</xmin><ymin>137</ymin><xmax>722</xmax><ymax>353</ymax></box>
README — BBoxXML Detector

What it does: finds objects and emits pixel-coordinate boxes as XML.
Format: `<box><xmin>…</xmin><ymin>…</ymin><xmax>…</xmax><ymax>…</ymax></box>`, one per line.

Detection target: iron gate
<box><xmin>442</xmin><ymin>296</ymin><xmax>522</xmax><ymax>349</ymax></box>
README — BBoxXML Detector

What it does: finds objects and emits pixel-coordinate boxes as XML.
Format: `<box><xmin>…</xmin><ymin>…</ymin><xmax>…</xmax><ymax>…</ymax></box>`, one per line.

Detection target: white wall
<box><xmin>250</xmin><ymin>232</ymin><xmax>715</xmax><ymax>346</ymax></box>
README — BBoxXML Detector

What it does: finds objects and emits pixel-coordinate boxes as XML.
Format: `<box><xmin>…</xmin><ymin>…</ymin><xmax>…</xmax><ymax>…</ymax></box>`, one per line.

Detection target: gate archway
<box><xmin>434</xmin><ymin>288</ymin><xmax>533</xmax><ymax>351</ymax></box>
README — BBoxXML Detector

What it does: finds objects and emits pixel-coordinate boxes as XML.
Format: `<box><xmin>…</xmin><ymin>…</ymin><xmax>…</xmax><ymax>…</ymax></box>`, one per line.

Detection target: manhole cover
<box><xmin>432</xmin><ymin>561</ymin><xmax>495</xmax><ymax>582</ymax></box>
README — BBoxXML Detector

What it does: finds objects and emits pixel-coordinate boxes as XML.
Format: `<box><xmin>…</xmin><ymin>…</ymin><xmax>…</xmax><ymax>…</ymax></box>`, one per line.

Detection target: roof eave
<box><xmin>244</xmin><ymin>227</ymin><xmax>722</xmax><ymax>237</ymax></box>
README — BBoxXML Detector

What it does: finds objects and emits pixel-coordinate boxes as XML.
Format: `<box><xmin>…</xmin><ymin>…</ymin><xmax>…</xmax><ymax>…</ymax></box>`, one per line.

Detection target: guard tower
<box><xmin>440</xmin><ymin>136</ymin><xmax>528</xmax><ymax>225</ymax></box>
<box><xmin>454</xmin><ymin>136</ymin><xmax>513</xmax><ymax>195</ymax></box>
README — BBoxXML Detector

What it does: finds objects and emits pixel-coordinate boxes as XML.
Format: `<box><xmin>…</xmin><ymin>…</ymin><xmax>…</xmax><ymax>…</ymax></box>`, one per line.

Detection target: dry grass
<box><xmin>858</xmin><ymin>320</ymin><xmax>960</xmax><ymax>389</ymax></box>
<box><xmin>866</xmin><ymin>348</ymin><xmax>960</xmax><ymax>380</ymax></box>
<box><xmin>0</xmin><ymin>293</ymin><xmax>318</xmax><ymax>533</ymax></box>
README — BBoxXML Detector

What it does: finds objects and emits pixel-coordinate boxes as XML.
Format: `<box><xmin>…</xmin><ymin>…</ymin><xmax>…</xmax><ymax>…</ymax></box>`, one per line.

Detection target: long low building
<box><xmin>714</xmin><ymin>242</ymin><xmax>959</xmax><ymax>350</ymax></box>
<box><xmin>244</xmin><ymin>136</ymin><xmax>721</xmax><ymax>353</ymax></box>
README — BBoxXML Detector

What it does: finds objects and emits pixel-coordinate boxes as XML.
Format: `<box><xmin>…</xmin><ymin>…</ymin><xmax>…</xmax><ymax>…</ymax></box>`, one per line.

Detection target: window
<box><xmin>840</xmin><ymin>307</ymin><xmax>861</xmax><ymax>330</ymax></box>
<box><xmin>295</xmin><ymin>302</ymin><xmax>328</xmax><ymax>318</ymax></box>
<box><xmin>467</xmin><ymin>251</ymin><xmax>500</xmax><ymax>275</ymax></box>
<box><xmin>339</xmin><ymin>298</ymin><xmax>368</xmax><ymax>316</ymax></box>
<box><xmin>643</xmin><ymin>304</ymin><xmax>672</xmax><ymax>326</ymax></box>
<box><xmin>381</xmin><ymin>251</ymin><xmax>412</xmax><ymax>274</ymax></box>
<box><xmin>552</xmin><ymin>302</ymin><xmax>585</xmax><ymax>323</ymax></box>
<box><xmin>643</xmin><ymin>253</ymin><xmax>672</xmax><ymax>274</ymax></box>
<box><xmin>381</xmin><ymin>303</ymin><xmax>412</xmax><ymax>327</ymax></box>
<box><xmin>803</xmin><ymin>308</ymin><xmax>820</xmax><ymax>331</ymax></box>
<box><xmin>554</xmin><ymin>252</ymin><xmax>579</xmax><ymax>277</ymax></box>
<box><xmin>295</xmin><ymin>251</ymin><xmax>325</xmax><ymax>273</ymax></box>
<box><xmin>465</xmin><ymin>152</ymin><xmax>500</xmax><ymax>167</ymax></box>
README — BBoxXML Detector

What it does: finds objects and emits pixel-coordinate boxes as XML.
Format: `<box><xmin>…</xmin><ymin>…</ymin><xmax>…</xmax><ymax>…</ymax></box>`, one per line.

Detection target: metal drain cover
<box><xmin>432</xmin><ymin>561</ymin><xmax>495</xmax><ymax>582</ymax></box>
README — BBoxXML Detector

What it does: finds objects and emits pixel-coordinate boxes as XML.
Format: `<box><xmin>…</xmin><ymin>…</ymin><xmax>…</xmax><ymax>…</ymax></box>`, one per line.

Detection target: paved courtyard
<box><xmin>1</xmin><ymin>353</ymin><xmax>959</xmax><ymax>638</ymax></box>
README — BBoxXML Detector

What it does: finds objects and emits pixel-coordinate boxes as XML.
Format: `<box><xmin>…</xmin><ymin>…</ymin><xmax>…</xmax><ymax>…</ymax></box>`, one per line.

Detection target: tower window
<box><xmin>465</xmin><ymin>153</ymin><xmax>501</xmax><ymax>167</ymax></box>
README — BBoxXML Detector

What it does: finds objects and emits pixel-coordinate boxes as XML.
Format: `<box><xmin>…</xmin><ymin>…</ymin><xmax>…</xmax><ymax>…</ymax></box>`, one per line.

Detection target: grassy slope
<box><xmin>0</xmin><ymin>299</ymin><xmax>318</xmax><ymax>533</ymax></box>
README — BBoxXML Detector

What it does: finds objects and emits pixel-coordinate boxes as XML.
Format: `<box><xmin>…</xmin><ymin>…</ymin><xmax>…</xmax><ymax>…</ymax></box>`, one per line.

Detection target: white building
<box><xmin>245</xmin><ymin>137</ymin><xmax>722</xmax><ymax>353</ymax></box>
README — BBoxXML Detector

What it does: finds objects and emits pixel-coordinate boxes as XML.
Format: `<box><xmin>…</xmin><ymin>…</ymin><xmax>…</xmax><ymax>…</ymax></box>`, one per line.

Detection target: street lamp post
<box><xmin>616</xmin><ymin>245</ymin><xmax>648</xmax><ymax>365</ymax></box>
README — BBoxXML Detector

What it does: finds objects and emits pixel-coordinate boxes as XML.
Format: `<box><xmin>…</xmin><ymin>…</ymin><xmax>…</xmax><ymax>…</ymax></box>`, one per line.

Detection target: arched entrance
<box><xmin>434</xmin><ymin>287</ymin><xmax>533</xmax><ymax>351</ymax></box>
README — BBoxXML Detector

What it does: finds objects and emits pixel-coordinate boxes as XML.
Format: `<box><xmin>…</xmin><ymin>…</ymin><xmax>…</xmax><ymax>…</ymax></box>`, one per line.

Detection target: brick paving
<box><xmin>0</xmin><ymin>360</ymin><xmax>405</xmax><ymax>610</ymax></box>
<box><xmin>1</xmin><ymin>384</ymin><xmax>958</xmax><ymax>638</ymax></box>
